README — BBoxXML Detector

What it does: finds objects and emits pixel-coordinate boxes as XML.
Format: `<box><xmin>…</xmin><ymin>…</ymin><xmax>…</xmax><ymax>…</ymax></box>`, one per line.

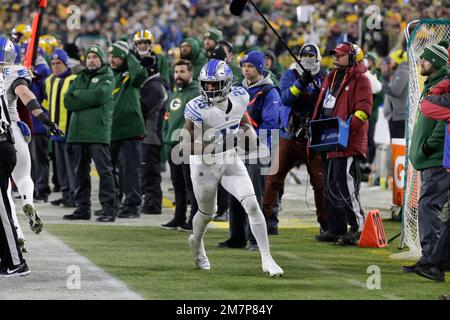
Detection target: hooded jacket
<box><xmin>64</xmin><ymin>64</ymin><xmax>115</xmax><ymax>144</ymax></box>
<box><xmin>311</xmin><ymin>62</ymin><xmax>373</xmax><ymax>159</ymax></box>
<box><xmin>420</xmin><ymin>78</ymin><xmax>450</xmax><ymax>169</ymax></box>
<box><xmin>242</xmin><ymin>71</ymin><xmax>281</xmax><ymax>149</ymax></box>
<box><xmin>110</xmin><ymin>53</ymin><xmax>147</xmax><ymax>141</ymax></box>
<box><xmin>409</xmin><ymin>67</ymin><xmax>449</xmax><ymax>171</ymax></box>
<box><xmin>383</xmin><ymin>62</ymin><xmax>409</xmax><ymax>122</ymax></box>
<box><xmin>184</xmin><ymin>37</ymin><xmax>208</xmax><ymax>81</ymax></box>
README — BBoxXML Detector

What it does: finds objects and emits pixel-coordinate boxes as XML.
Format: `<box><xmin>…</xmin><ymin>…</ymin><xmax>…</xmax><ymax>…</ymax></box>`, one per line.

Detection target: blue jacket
<box><xmin>241</xmin><ymin>71</ymin><xmax>281</xmax><ymax>149</ymax></box>
<box><xmin>279</xmin><ymin>68</ymin><xmax>324</xmax><ymax>139</ymax></box>
<box><xmin>31</xmin><ymin>62</ymin><xmax>52</xmax><ymax>135</ymax></box>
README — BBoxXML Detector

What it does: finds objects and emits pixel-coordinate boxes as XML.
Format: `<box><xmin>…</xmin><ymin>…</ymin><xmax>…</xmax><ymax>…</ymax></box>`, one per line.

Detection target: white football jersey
<box><xmin>184</xmin><ymin>86</ymin><xmax>249</xmax><ymax>145</ymax></box>
<box><xmin>3</xmin><ymin>65</ymin><xmax>32</xmax><ymax>122</ymax></box>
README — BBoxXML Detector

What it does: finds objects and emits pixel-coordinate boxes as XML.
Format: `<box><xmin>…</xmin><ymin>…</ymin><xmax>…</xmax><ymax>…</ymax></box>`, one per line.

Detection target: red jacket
<box><xmin>420</xmin><ymin>79</ymin><xmax>450</xmax><ymax>121</ymax></box>
<box><xmin>311</xmin><ymin>62</ymin><xmax>373</xmax><ymax>159</ymax></box>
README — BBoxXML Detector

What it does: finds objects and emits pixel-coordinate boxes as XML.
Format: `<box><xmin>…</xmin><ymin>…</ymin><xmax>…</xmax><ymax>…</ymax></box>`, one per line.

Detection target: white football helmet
<box><xmin>0</xmin><ymin>37</ymin><xmax>17</xmax><ymax>66</ymax></box>
<box><xmin>199</xmin><ymin>59</ymin><xmax>233</xmax><ymax>104</ymax></box>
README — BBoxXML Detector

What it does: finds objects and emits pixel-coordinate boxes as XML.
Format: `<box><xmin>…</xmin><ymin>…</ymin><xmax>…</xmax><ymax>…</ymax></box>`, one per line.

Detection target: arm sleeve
<box><xmin>354</xmin><ymin>74</ymin><xmax>373</xmax><ymax>118</ymax></box>
<box><xmin>426</xmin><ymin>119</ymin><xmax>446</xmax><ymax>150</ymax></box>
<box><xmin>426</xmin><ymin>93</ymin><xmax>450</xmax><ymax>109</ymax></box>
<box><xmin>420</xmin><ymin>95</ymin><xmax>450</xmax><ymax>121</ymax></box>
<box><xmin>127</xmin><ymin>54</ymin><xmax>148</xmax><ymax>88</ymax></box>
<box><xmin>71</xmin><ymin>77</ymin><xmax>114</xmax><ymax>107</ymax></box>
<box><xmin>64</xmin><ymin>79</ymin><xmax>94</xmax><ymax>112</ymax></box>
<box><xmin>184</xmin><ymin>102</ymin><xmax>203</xmax><ymax>124</ymax></box>
<box><xmin>279</xmin><ymin>71</ymin><xmax>298</xmax><ymax>107</ymax></box>
<box><xmin>260</xmin><ymin>89</ymin><xmax>281</xmax><ymax>130</ymax></box>
<box><xmin>382</xmin><ymin>69</ymin><xmax>408</xmax><ymax>98</ymax></box>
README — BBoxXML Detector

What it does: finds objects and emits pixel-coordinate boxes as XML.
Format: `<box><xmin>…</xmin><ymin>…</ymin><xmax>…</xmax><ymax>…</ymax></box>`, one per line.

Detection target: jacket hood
<box><xmin>185</xmin><ymin>37</ymin><xmax>201</xmax><ymax>62</ymax></box>
<box><xmin>242</xmin><ymin>71</ymin><xmax>273</xmax><ymax>89</ymax></box>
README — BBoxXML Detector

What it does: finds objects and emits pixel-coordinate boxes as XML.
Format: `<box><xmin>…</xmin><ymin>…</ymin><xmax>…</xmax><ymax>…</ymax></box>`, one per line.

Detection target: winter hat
<box><xmin>204</xmin><ymin>28</ymin><xmax>223</xmax><ymax>43</ymax></box>
<box><xmin>86</xmin><ymin>45</ymin><xmax>106</xmax><ymax>65</ymax></box>
<box><xmin>437</xmin><ymin>40</ymin><xmax>450</xmax><ymax>65</ymax></box>
<box><xmin>299</xmin><ymin>44</ymin><xmax>319</xmax><ymax>58</ymax></box>
<box><xmin>209</xmin><ymin>45</ymin><xmax>227</xmax><ymax>61</ymax></box>
<box><xmin>109</xmin><ymin>40</ymin><xmax>129</xmax><ymax>60</ymax></box>
<box><xmin>366</xmin><ymin>51</ymin><xmax>378</xmax><ymax>63</ymax></box>
<box><xmin>240</xmin><ymin>50</ymin><xmax>265</xmax><ymax>74</ymax></box>
<box><xmin>51</xmin><ymin>48</ymin><xmax>69</xmax><ymax>66</ymax></box>
<box><xmin>420</xmin><ymin>42</ymin><xmax>449</xmax><ymax>69</ymax></box>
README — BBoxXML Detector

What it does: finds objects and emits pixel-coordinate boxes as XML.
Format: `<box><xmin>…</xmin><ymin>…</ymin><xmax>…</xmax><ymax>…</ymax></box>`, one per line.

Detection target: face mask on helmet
<box><xmin>0</xmin><ymin>37</ymin><xmax>17</xmax><ymax>66</ymax></box>
<box><xmin>199</xmin><ymin>60</ymin><xmax>233</xmax><ymax>104</ymax></box>
<box><xmin>134</xmin><ymin>40</ymin><xmax>152</xmax><ymax>56</ymax></box>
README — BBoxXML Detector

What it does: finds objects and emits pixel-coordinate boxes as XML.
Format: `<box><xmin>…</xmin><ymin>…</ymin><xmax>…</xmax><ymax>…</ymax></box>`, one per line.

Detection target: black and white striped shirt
<box><xmin>0</xmin><ymin>74</ymin><xmax>10</xmax><ymax>135</ymax></box>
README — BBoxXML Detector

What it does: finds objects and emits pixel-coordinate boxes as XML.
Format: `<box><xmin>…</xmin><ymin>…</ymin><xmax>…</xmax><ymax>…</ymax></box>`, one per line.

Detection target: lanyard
<box><xmin>329</xmin><ymin>70</ymin><xmax>348</xmax><ymax>96</ymax></box>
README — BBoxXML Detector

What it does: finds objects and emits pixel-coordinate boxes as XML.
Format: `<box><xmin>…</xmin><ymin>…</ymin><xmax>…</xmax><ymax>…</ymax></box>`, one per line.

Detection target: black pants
<box><xmin>0</xmin><ymin>140</ymin><xmax>24</xmax><ymax>268</ymax></box>
<box><xmin>29</xmin><ymin>134</ymin><xmax>50</xmax><ymax>197</ymax></box>
<box><xmin>141</xmin><ymin>144</ymin><xmax>162</xmax><ymax>213</ymax></box>
<box><xmin>54</xmin><ymin>140</ymin><xmax>76</xmax><ymax>203</ymax></box>
<box><xmin>429</xmin><ymin>221</ymin><xmax>450</xmax><ymax>268</ymax></box>
<box><xmin>227</xmin><ymin>162</ymin><xmax>270</xmax><ymax>245</ymax></box>
<box><xmin>217</xmin><ymin>184</ymin><xmax>229</xmax><ymax>214</ymax></box>
<box><xmin>388</xmin><ymin>120</ymin><xmax>405</xmax><ymax>140</ymax></box>
<box><xmin>168</xmin><ymin>146</ymin><xmax>198</xmax><ymax>224</ymax></box>
<box><xmin>367</xmin><ymin>118</ymin><xmax>377</xmax><ymax>164</ymax></box>
<box><xmin>71</xmin><ymin>143</ymin><xmax>117</xmax><ymax>215</ymax></box>
<box><xmin>323</xmin><ymin>156</ymin><xmax>365</xmax><ymax>235</ymax></box>
<box><xmin>111</xmin><ymin>139</ymin><xmax>142</xmax><ymax>212</ymax></box>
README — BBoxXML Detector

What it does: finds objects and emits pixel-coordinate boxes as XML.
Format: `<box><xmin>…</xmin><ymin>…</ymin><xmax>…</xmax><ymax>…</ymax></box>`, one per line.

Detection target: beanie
<box><xmin>437</xmin><ymin>40</ymin><xmax>450</xmax><ymax>65</ymax></box>
<box><xmin>51</xmin><ymin>48</ymin><xmax>69</xmax><ymax>66</ymax></box>
<box><xmin>86</xmin><ymin>45</ymin><xmax>106</xmax><ymax>65</ymax></box>
<box><xmin>109</xmin><ymin>41</ymin><xmax>129</xmax><ymax>60</ymax></box>
<box><xmin>204</xmin><ymin>28</ymin><xmax>223</xmax><ymax>43</ymax></box>
<box><xmin>420</xmin><ymin>43</ymin><xmax>449</xmax><ymax>69</ymax></box>
<box><xmin>366</xmin><ymin>51</ymin><xmax>378</xmax><ymax>63</ymax></box>
<box><xmin>240</xmin><ymin>50</ymin><xmax>265</xmax><ymax>74</ymax></box>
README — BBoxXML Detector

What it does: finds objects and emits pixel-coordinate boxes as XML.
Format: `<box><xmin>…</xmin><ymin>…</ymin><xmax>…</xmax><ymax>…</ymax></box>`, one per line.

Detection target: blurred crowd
<box><xmin>0</xmin><ymin>0</ymin><xmax>448</xmax><ymax>70</ymax></box>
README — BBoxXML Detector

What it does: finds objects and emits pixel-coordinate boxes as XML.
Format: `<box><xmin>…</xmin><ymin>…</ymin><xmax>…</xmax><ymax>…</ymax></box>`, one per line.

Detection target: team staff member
<box><xmin>312</xmin><ymin>42</ymin><xmax>372</xmax><ymax>245</ymax></box>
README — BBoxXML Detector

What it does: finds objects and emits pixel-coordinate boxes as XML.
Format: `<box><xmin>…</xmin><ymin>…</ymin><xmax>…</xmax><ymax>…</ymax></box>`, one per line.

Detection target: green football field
<box><xmin>45</xmin><ymin>221</ymin><xmax>450</xmax><ymax>300</ymax></box>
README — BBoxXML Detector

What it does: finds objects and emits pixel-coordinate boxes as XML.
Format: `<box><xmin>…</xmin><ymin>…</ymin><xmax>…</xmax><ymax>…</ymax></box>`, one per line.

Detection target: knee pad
<box><xmin>241</xmin><ymin>194</ymin><xmax>260</xmax><ymax>216</ymax></box>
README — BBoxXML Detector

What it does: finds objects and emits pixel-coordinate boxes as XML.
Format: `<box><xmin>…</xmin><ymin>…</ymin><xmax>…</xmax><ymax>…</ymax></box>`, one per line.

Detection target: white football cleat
<box><xmin>262</xmin><ymin>257</ymin><xmax>283</xmax><ymax>277</ymax></box>
<box><xmin>188</xmin><ymin>234</ymin><xmax>210</xmax><ymax>270</ymax></box>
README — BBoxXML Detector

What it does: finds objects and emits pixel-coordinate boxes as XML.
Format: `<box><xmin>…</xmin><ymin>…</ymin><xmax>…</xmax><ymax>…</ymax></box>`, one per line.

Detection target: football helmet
<box><xmin>0</xmin><ymin>36</ymin><xmax>17</xmax><ymax>66</ymax></box>
<box><xmin>133</xmin><ymin>29</ymin><xmax>154</xmax><ymax>56</ymax></box>
<box><xmin>11</xmin><ymin>24</ymin><xmax>31</xmax><ymax>44</ymax></box>
<box><xmin>199</xmin><ymin>59</ymin><xmax>233</xmax><ymax>104</ymax></box>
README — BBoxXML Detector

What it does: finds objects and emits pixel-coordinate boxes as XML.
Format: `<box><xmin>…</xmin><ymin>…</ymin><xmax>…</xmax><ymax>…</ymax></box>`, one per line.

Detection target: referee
<box><xmin>0</xmin><ymin>69</ymin><xmax>30</xmax><ymax>277</ymax></box>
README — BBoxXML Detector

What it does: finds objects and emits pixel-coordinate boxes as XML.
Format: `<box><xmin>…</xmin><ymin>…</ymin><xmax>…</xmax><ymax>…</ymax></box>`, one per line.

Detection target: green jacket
<box><xmin>185</xmin><ymin>37</ymin><xmax>208</xmax><ymax>81</ymax></box>
<box><xmin>162</xmin><ymin>81</ymin><xmax>199</xmax><ymax>147</ymax></box>
<box><xmin>111</xmin><ymin>54</ymin><xmax>147</xmax><ymax>141</ymax></box>
<box><xmin>409</xmin><ymin>66</ymin><xmax>449</xmax><ymax>171</ymax></box>
<box><xmin>157</xmin><ymin>53</ymin><xmax>171</xmax><ymax>85</ymax></box>
<box><xmin>64</xmin><ymin>65</ymin><xmax>115</xmax><ymax>144</ymax></box>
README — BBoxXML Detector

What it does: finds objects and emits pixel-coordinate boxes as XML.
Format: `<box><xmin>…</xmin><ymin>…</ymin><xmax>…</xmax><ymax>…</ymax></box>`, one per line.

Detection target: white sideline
<box><xmin>0</xmin><ymin>227</ymin><xmax>143</xmax><ymax>300</ymax></box>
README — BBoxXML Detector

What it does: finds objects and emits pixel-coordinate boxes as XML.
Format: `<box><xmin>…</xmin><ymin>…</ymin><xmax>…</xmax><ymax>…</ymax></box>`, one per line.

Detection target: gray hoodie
<box><xmin>383</xmin><ymin>62</ymin><xmax>409</xmax><ymax>122</ymax></box>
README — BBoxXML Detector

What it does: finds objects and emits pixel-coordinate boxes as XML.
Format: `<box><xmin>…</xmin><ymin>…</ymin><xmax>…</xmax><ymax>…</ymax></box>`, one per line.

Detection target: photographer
<box><xmin>263</xmin><ymin>43</ymin><xmax>328</xmax><ymax>236</ymax></box>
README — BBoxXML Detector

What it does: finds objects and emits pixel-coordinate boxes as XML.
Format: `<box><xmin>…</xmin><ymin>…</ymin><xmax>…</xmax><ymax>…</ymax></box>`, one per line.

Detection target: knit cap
<box><xmin>420</xmin><ymin>42</ymin><xmax>448</xmax><ymax>69</ymax></box>
<box><xmin>109</xmin><ymin>41</ymin><xmax>129</xmax><ymax>60</ymax></box>
<box><xmin>240</xmin><ymin>50</ymin><xmax>265</xmax><ymax>74</ymax></box>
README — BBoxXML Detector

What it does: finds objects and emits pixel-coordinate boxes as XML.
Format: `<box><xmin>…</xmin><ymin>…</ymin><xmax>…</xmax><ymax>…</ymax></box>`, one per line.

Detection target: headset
<box><xmin>342</xmin><ymin>41</ymin><xmax>357</xmax><ymax>66</ymax></box>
